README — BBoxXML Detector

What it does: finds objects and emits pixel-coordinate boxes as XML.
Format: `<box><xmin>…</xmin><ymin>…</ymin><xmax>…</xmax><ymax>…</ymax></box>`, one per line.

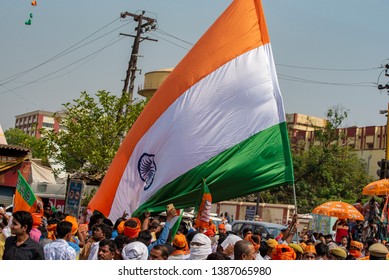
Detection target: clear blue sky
<box><xmin>1</xmin><ymin>0</ymin><xmax>388</xmax><ymax>131</ymax></box>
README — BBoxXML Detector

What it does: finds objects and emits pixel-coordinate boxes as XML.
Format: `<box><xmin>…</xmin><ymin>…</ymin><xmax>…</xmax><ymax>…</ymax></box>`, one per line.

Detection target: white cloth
<box><xmin>189</xmin><ymin>233</ymin><xmax>212</xmax><ymax>260</ymax></box>
<box><xmin>220</xmin><ymin>234</ymin><xmax>242</xmax><ymax>259</ymax></box>
<box><xmin>122</xmin><ymin>241</ymin><xmax>148</xmax><ymax>260</ymax></box>
<box><xmin>168</xmin><ymin>254</ymin><xmax>190</xmax><ymax>260</ymax></box>
<box><xmin>221</xmin><ymin>234</ymin><xmax>242</xmax><ymax>250</ymax></box>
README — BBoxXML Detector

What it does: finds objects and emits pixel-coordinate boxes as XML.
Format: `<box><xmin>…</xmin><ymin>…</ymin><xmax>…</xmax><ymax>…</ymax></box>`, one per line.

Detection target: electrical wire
<box><xmin>155</xmin><ymin>28</ymin><xmax>194</xmax><ymax>46</ymax></box>
<box><xmin>276</xmin><ymin>63</ymin><xmax>382</xmax><ymax>72</ymax></box>
<box><xmin>278</xmin><ymin>73</ymin><xmax>377</xmax><ymax>88</ymax></box>
<box><xmin>151</xmin><ymin>33</ymin><xmax>191</xmax><ymax>51</ymax></box>
<box><xmin>0</xmin><ymin>37</ymin><xmax>125</xmax><ymax>96</ymax></box>
<box><xmin>0</xmin><ymin>17</ymin><xmax>123</xmax><ymax>85</ymax></box>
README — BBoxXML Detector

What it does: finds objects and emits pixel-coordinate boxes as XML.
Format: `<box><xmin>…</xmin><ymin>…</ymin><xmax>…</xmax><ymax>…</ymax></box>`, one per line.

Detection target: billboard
<box><xmin>64</xmin><ymin>179</ymin><xmax>84</xmax><ymax>218</ymax></box>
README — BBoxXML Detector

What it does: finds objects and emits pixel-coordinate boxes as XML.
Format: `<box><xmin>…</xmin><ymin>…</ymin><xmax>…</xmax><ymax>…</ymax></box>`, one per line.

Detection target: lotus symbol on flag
<box><xmin>138</xmin><ymin>153</ymin><xmax>157</xmax><ymax>190</ymax></box>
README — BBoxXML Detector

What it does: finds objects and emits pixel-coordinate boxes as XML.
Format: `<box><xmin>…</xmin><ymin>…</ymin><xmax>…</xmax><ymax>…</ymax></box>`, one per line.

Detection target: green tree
<box><xmin>259</xmin><ymin>106</ymin><xmax>372</xmax><ymax>213</ymax></box>
<box><xmin>4</xmin><ymin>128</ymin><xmax>49</xmax><ymax>164</ymax></box>
<box><xmin>40</xmin><ymin>90</ymin><xmax>147</xmax><ymax>182</ymax></box>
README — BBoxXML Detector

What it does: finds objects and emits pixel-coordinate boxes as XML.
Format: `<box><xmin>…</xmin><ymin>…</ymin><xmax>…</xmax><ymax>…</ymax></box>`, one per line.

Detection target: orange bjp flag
<box><xmin>195</xmin><ymin>179</ymin><xmax>212</xmax><ymax>230</ymax></box>
<box><xmin>13</xmin><ymin>171</ymin><xmax>38</xmax><ymax>213</ymax></box>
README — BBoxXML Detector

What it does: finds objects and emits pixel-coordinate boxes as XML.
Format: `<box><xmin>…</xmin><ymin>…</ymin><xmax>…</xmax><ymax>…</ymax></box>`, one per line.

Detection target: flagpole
<box><xmin>292</xmin><ymin>183</ymin><xmax>300</xmax><ymax>241</ymax></box>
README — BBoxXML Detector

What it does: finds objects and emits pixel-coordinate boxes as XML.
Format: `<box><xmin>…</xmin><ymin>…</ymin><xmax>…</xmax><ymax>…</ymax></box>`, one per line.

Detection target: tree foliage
<box><xmin>40</xmin><ymin>90</ymin><xmax>147</xmax><ymax>182</ymax></box>
<box><xmin>4</xmin><ymin>128</ymin><xmax>49</xmax><ymax>164</ymax></box>
<box><xmin>255</xmin><ymin>107</ymin><xmax>372</xmax><ymax>213</ymax></box>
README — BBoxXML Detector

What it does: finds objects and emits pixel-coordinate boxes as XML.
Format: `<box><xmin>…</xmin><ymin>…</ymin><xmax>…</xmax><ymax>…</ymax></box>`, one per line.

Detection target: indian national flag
<box><xmin>88</xmin><ymin>0</ymin><xmax>294</xmax><ymax>221</ymax></box>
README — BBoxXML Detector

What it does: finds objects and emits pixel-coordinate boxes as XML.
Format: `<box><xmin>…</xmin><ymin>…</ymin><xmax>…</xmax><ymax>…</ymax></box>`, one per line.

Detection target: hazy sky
<box><xmin>1</xmin><ymin>0</ymin><xmax>388</xmax><ymax>131</ymax></box>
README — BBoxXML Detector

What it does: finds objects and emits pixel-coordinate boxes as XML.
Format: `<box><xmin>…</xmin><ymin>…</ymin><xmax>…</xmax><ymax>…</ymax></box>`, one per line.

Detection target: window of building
<box><xmin>42</xmin><ymin>122</ymin><xmax>54</xmax><ymax>128</ymax></box>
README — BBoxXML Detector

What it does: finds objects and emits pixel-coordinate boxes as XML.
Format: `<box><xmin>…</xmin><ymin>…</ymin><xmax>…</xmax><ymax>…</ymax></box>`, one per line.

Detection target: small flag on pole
<box><xmin>168</xmin><ymin>209</ymin><xmax>184</xmax><ymax>243</ymax></box>
<box><xmin>195</xmin><ymin>179</ymin><xmax>212</xmax><ymax>230</ymax></box>
<box><xmin>13</xmin><ymin>170</ymin><xmax>37</xmax><ymax>213</ymax></box>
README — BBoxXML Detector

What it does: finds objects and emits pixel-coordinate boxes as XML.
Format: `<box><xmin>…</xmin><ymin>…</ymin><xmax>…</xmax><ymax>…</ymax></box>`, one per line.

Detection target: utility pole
<box><xmin>120</xmin><ymin>11</ymin><xmax>157</xmax><ymax>102</ymax></box>
<box><xmin>378</xmin><ymin>63</ymin><xmax>389</xmax><ymax>178</ymax></box>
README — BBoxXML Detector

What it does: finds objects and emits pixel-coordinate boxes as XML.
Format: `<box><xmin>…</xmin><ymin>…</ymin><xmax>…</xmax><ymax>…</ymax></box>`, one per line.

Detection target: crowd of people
<box><xmin>0</xmin><ymin>197</ymin><xmax>388</xmax><ymax>260</ymax></box>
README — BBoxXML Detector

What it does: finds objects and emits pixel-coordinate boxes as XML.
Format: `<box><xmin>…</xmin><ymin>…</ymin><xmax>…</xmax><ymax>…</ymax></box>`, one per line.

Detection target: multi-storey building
<box><xmin>14</xmin><ymin>110</ymin><xmax>65</xmax><ymax>138</ymax></box>
<box><xmin>287</xmin><ymin>113</ymin><xmax>386</xmax><ymax>179</ymax></box>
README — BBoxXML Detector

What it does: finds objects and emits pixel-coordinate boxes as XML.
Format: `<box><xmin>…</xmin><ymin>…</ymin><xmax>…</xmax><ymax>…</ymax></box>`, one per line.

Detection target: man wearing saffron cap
<box><xmin>123</xmin><ymin>217</ymin><xmax>142</xmax><ymax>240</ymax></box>
<box><xmin>264</xmin><ymin>238</ymin><xmax>278</xmax><ymax>260</ymax></box>
<box><xmin>168</xmin><ymin>233</ymin><xmax>190</xmax><ymax>260</ymax></box>
<box><xmin>208</xmin><ymin>218</ymin><xmax>217</xmax><ymax>236</ymax></box>
<box><xmin>272</xmin><ymin>244</ymin><xmax>296</xmax><ymax>260</ymax></box>
<box><xmin>349</xmin><ymin>240</ymin><xmax>364</xmax><ymax>259</ymax></box>
<box><xmin>302</xmin><ymin>244</ymin><xmax>317</xmax><ymax>260</ymax></box>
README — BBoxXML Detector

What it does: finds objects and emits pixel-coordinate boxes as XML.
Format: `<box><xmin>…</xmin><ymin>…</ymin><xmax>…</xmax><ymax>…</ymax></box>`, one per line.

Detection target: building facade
<box><xmin>287</xmin><ymin>113</ymin><xmax>386</xmax><ymax>180</ymax></box>
<box><xmin>14</xmin><ymin>110</ymin><xmax>64</xmax><ymax>138</ymax></box>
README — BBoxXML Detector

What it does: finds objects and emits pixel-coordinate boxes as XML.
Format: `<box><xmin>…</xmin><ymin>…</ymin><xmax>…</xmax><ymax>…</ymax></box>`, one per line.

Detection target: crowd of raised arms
<box><xmin>0</xmin><ymin>197</ymin><xmax>388</xmax><ymax>260</ymax></box>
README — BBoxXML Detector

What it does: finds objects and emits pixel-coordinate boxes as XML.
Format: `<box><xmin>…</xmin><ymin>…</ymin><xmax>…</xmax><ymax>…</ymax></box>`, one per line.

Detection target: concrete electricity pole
<box><xmin>378</xmin><ymin>63</ymin><xmax>389</xmax><ymax>178</ymax></box>
<box><xmin>120</xmin><ymin>11</ymin><xmax>157</xmax><ymax>102</ymax></box>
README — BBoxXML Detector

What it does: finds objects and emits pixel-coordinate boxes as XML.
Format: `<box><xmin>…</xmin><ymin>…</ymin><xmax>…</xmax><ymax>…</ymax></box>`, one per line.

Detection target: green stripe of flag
<box><xmin>132</xmin><ymin>122</ymin><xmax>293</xmax><ymax>217</ymax></box>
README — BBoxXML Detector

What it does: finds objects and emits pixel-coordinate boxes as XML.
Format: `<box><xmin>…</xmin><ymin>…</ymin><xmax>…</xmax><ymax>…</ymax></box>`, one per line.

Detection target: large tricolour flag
<box><xmin>88</xmin><ymin>0</ymin><xmax>294</xmax><ymax>221</ymax></box>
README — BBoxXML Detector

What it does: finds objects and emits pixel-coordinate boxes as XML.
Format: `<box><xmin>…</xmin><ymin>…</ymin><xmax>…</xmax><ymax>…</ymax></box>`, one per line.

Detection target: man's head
<box><xmin>324</xmin><ymin>234</ymin><xmax>333</xmax><ymax>244</ymax></box>
<box><xmin>56</xmin><ymin>221</ymin><xmax>73</xmax><ymax>240</ymax></box>
<box><xmin>218</xmin><ymin>223</ymin><xmax>226</xmax><ymax>235</ymax></box>
<box><xmin>234</xmin><ymin>240</ymin><xmax>257</xmax><ymax>260</ymax></box>
<box><xmin>89</xmin><ymin>212</ymin><xmax>105</xmax><ymax>231</ymax></box>
<box><xmin>149</xmin><ymin>219</ymin><xmax>160</xmax><ymax>232</ymax></box>
<box><xmin>137</xmin><ymin>230</ymin><xmax>153</xmax><ymax>246</ymax></box>
<box><xmin>149</xmin><ymin>245</ymin><xmax>169</xmax><ymax>260</ymax></box>
<box><xmin>11</xmin><ymin>210</ymin><xmax>33</xmax><ymax>235</ymax></box>
<box><xmin>98</xmin><ymin>239</ymin><xmax>117</xmax><ymax>260</ymax></box>
<box><xmin>242</xmin><ymin>228</ymin><xmax>253</xmax><ymax>238</ymax></box>
<box><xmin>123</xmin><ymin>218</ymin><xmax>141</xmax><ymax>239</ymax></box>
<box><xmin>172</xmin><ymin>233</ymin><xmax>187</xmax><ymax>250</ymax></box>
<box><xmin>92</xmin><ymin>223</ymin><xmax>112</xmax><ymax>241</ymax></box>
<box><xmin>302</xmin><ymin>245</ymin><xmax>317</xmax><ymax>260</ymax></box>
<box><xmin>113</xmin><ymin>235</ymin><xmax>130</xmax><ymax>260</ymax></box>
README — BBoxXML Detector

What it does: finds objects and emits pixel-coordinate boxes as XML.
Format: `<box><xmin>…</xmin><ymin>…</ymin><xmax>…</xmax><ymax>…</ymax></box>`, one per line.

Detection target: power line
<box><xmin>155</xmin><ymin>29</ymin><xmax>194</xmax><ymax>46</ymax></box>
<box><xmin>0</xmin><ymin>37</ymin><xmax>125</xmax><ymax>96</ymax></box>
<box><xmin>0</xmin><ymin>17</ymin><xmax>124</xmax><ymax>85</ymax></box>
<box><xmin>278</xmin><ymin>73</ymin><xmax>377</xmax><ymax>88</ymax></box>
<box><xmin>276</xmin><ymin>63</ymin><xmax>382</xmax><ymax>72</ymax></box>
<box><xmin>151</xmin><ymin>33</ymin><xmax>191</xmax><ymax>51</ymax></box>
